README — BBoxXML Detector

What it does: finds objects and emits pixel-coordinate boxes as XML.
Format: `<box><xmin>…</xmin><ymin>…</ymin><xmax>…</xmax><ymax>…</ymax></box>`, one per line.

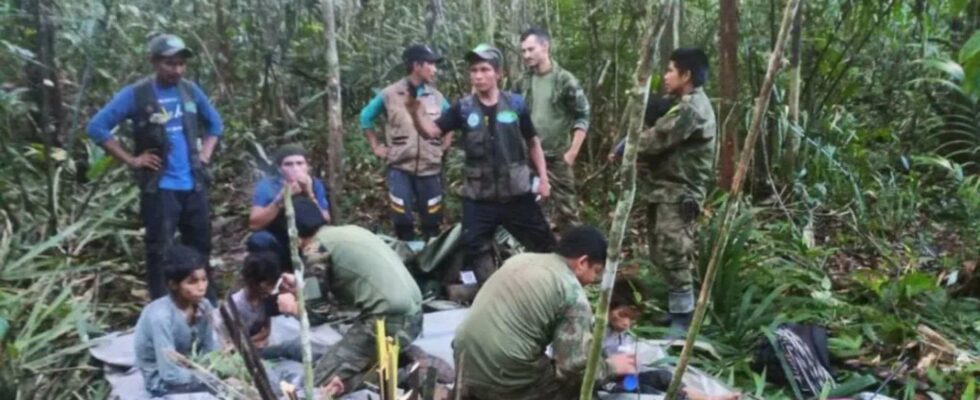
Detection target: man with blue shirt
<box><xmin>409</xmin><ymin>44</ymin><xmax>556</xmax><ymax>286</ymax></box>
<box><xmin>359</xmin><ymin>44</ymin><xmax>451</xmax><ymax>241</ymax></box>
<box><xmin>248</xmin><ymin>144</ymin><xmax>331</xmax><ymax>268</ymax></box>
<box><xmin>87</xmin><ymin>33</ymin><xmax>223</xmax><ymax>301</ymax></box>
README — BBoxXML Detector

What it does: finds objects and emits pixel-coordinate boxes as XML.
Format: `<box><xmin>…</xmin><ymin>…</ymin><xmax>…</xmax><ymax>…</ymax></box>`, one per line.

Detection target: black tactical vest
<box><xmin>131</xmin><ymin>77</ymin><xmax>207</xmax><ymax>192</ymax></box>
<box><xmin>458</xmin><ymin>92</ymin><xmax>532</xmax><ymax>201</ymax></box>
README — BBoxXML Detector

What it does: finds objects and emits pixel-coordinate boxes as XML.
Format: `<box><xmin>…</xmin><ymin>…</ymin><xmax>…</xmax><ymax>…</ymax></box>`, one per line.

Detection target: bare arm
<box><xmin>199</xmin><ymin>135</ymin><xmax>219</xmax><ymax>164</ymax></box>
<box><xmin>102</xmin><ymin>137</ymin><xmax>161</xmax><ymax>170</ymax></box>
<box><xmin>528</xmin><ymin>137</ymin><xmax>550</xmax><ymax>198</ymax></box>
<box><xmin>441</xmin><ymin>132</ymin><xmax>455</xmax><ymax>152</ymax></box>
<box><xmin>564</xmin><ymin>128</ymin><xmax>587</xmax><ymax>165</ymax></box>
<box><xmin>363</xmin><ymin>129</ymin><xmax>388</xmax><ymax>158</ymax></box>
<box><xmin>249</xmin><ymin>199</ymin><xmax>282</xmax><ymax>231</ymax></box>
<box><xmin>407</xmin><ymin>98</ymin><xmax>444</xmax><ymax>139</ymax></box>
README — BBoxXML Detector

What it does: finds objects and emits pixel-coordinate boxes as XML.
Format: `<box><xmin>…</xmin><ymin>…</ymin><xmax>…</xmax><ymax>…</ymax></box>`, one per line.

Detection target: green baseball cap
<box><xmin>465</xmin><ymin>43</ymin><xmax>502</xmax><ymax>68</ymax></box>
<box><xmin>148</xmin><ymin>34</ymin><xmax>194</xmax><ymax>58</ymax></box>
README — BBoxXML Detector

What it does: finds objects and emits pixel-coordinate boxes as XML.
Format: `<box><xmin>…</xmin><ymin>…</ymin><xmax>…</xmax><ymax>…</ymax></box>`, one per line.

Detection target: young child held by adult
<box><xmin>134</xmin><ymin>245</ymin><xmax>217</xmax><ymax>396</ymax></box>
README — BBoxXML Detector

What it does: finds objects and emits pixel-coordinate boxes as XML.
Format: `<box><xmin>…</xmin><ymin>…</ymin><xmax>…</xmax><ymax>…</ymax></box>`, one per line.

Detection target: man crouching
<box><xmin>453</xmin><ymin>226</ymin><xmax>637</xmax><ymax>399</ymax></box>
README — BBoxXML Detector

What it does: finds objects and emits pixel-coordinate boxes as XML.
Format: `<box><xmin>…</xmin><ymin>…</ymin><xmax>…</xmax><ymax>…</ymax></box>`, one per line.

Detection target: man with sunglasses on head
<box><xmin>87</xmin><ymin>33</ymin><xmax>223</xmax><ymax>302</ymax></box>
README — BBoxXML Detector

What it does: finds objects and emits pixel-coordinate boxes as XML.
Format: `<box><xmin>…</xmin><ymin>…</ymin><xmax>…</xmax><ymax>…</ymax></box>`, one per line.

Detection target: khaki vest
<box><xmin>458</xmin><ymin>92</ymin><xmax>532</xmax><ymax>201</ymax></box>
<box><xmin>131</xmin><ymin>76</ymin><xmax>208</xmax><ymax>192</ymax></box>
<box><xmin>380</xmin><ymin>79</ymin><xmax>446</xmax><ymax>176</ymax></box>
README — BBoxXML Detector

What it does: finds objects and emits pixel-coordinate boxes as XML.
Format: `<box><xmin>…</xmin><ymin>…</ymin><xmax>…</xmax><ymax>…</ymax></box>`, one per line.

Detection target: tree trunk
<box><xmin>578</xmin><ymin>1</ymin><xmax>672</xmax><ymax>398</ymax></box>
<box><xmin>717</xmin><ymin>0</ymin><xmax>739</xmax><ymax>191</ymax></box>
<box><xmin>320</xmin><ymin>0</ymin><xmax>344</xmax><ymax>221</ymax></box>
<box><xmin>27</xmin><ymin>0</ymin><xmax>64</xmax><ymax>232</ymax></box>
<box><xmin>664</xmin><ymin>0</ymin><xmax>801</xmax><ymax>398</ymax></box>
<box><xmin>482</xmin><ymin>0</ymin><xmax>495</xmax><ymax>43</ymax></box>
<box><xmin>783</xmin><ymin>1</ymin><xmax>804</xmax><ymax>178</ymax></box>
<box><xmin>508</xmin><ymin>0</ymin><xmax>525</xmax><ymax>82</ymax></box>
<box><xmin>424</xmin><ymin>0</ymin><xmax>444</xmax><ymax>40</ymax></box>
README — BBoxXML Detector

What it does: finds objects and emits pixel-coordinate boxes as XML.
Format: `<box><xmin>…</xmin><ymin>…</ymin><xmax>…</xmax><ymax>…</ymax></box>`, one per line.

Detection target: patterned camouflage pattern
<box><xmin>647</xmin><ymin>201</ymin><xmax>697</xmax><ymax>313</ymax></box>
<box><xmin>313</xmin><ymin>312</ymin><xmax>423</xmax><ymax>389</ymax></box>
<box><xmin>453</xmin><ymin>253</ymin><xmax>611</xmax><ymax>397</ymax></box>
<box><xmin>637</xmin><ymin>87</ymin><xmax>715</xmax><ymax>314</ymax></box>
<box><xmin>544</xmin><ymin>156</ymin><xmax>581</xmax><ymax>233</ymax></box>
<box><xmin>636</xmin><ymin>87</ymin><xmax>716</xmax><ymax>204</ymax></box>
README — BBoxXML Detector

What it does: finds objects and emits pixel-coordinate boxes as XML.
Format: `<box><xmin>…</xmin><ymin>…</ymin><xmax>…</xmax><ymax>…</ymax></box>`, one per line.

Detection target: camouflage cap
<box><xmin>465</xmin><ymin>43</ymin><xmax>502</xmax><ymax>69</ymax></box>
<box><xmin>148</xmin><ymin>34</ymin><xmax>194</xmax><ymax>58</ymax></box>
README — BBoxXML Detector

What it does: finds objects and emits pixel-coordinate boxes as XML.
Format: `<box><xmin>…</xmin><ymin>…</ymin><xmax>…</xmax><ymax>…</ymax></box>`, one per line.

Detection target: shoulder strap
<box><xmin>133</xmin><ymin>76</ymin><xmax>158</xmax><ymax>118</ymax></box>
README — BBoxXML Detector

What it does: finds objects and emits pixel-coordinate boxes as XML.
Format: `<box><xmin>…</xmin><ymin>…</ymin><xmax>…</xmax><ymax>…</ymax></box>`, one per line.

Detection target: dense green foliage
<box><xmin>0</xmin><ymin>0</ymin><xmax>978</xmax><ymax>398</ymax></box>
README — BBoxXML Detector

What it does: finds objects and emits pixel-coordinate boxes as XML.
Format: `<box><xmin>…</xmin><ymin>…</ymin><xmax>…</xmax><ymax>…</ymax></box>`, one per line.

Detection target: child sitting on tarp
<box><xmin>602</xmin><ymin>279</ymin><xmax>740</xmax><ymax>400</ymax></box>
<box><xmin>226</xmin><ymin>250</ymin><xmax>307</xmax><ymax>360</ymax></box>
<box><xmin>134</xmin><ymin>245</ymin><xmax>218</xmax><ymax>396</ymax></box>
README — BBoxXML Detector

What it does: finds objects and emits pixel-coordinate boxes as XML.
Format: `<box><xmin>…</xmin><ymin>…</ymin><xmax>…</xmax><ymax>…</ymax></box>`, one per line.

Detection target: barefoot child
<box><xmin>134</xmin><ymin>245</ymin><xmax>217</xmax><ymax>396</ymax></box>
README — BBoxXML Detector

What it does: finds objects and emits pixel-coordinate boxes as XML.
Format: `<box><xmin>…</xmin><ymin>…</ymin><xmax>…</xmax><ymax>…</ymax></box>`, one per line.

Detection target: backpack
<box><xmin>753</xmin><ymin>323</ymin><xmax>835</xmax><ymax>399</ymax></box>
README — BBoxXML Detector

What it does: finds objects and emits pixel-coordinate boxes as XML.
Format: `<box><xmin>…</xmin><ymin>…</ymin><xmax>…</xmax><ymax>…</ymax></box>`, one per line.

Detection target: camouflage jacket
<box><xmin>637</xmin><ymin>87</ymin><xmax>716</xmax><ymax>203</ymax></box>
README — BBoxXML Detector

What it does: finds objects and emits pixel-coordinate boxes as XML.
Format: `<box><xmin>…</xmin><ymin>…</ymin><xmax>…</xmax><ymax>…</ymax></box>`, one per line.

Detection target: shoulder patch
<box><xmin>466</xmin><ymin>112</ymin><xmax>480</xmax><ymax>128</ymax></box>
<box><xmin>496</xmin><ymin>110</ymin><xmax>518</xmax><ymax>124</ymax></box>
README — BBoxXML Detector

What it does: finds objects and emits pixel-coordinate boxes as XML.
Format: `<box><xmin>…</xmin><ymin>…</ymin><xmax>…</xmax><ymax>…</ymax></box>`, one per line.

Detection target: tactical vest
<box><xmin>458</xmin><ymin>93</ymin><xmax>532</xmax><ymax>201</ymax></box>
<box><xmin>131</xmin><ymin>76</ymin><xmax>208</xmax><ymax>193</ymax></box>
<box><xmin>380</xmin><ymin>79</ymin><xmax>446</xmax><ymax>176</ymax></box>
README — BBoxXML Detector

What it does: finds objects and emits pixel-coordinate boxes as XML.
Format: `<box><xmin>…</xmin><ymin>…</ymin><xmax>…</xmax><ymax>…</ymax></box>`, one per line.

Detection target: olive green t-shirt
<box><xmin>454</xmin><ymin>253</ymin><xmax>611</xmax><ymax>394</ymax></box>
<box><xmin>523</xmin><ymin>63</ymin><xmax>591</xmax><ymax>157</ymax></box>
<box><xmin>530</xmin><ymin>70</ymin><xmax>568</xmax><ymax>155</ymax></box>
<box><xmin>303</xmin><ymin>225</ymin><xmax>422</xmax><ymax>317</ymax></box>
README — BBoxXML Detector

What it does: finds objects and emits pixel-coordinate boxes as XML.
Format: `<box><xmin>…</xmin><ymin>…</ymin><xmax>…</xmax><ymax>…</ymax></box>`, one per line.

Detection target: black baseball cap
<box><xmin>402</xmin><ymin>45</ymin><xmax>443</xmax><ymax>64</ymax></box>
<box><xmin>148</xmin><ymin>34</ymin><xmax>194</xmax><ymax>58</ymax></box>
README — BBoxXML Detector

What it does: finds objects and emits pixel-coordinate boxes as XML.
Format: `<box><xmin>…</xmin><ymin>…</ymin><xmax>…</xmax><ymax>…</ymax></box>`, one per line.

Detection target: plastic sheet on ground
<box><xmin>90</xmin><ymin>309</ymin><xmax>468</xmax><ymax>400</ymax></box>
<box><xmin>598</xmin><ymin>340</ymin><xmax>738</xmax><ymax>399</ymax></box>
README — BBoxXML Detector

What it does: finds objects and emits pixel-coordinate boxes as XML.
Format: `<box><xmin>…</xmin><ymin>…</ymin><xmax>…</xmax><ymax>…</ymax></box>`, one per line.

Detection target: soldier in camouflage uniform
<box><xmin>289</xmin><ymin>201</ymin><xmax>424</xmax><ymax>396</ymax></box>
<box><xmin>453</xmin><ymin>226</ymin><xmax>636</xmax><ymax>400</ymax></box>
<box><xmin>518</xmin><ymin>28</ymin><xmax>591</xmax><ymax>233</ymax></box>
<box><xmin>636</xmin><ymin>48</ymin><xmax>716</xmax><ymax>333</ymax></box>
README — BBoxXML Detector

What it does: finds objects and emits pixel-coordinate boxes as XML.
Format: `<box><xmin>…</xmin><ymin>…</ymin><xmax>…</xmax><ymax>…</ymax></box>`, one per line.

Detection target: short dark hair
<box><xmin>669</xmin><ymin>48</ymin><xmax>710</xmax><ymax>87</ymax></box>
<box><xmin>242</xmin><ymin>251</ymin><xmax>282</xmax><ymax>285</ymax></box>
<box><xmin>610</xmin><ymin>277</ymin><xmax>645</xmax><ymax>311</ymax></box>
<box><xmin>520</xmin><ymin>27</ymin><xmax>551</xmax><ymax>44</ymax></box>
<box><xmin>556</xmin><ymin>225</ymin><xmax>608</xmax><ymax>263</ymax></box>
<box><xmin>162</xmin><ymin>245</ymin><xmax>207</xmax><ymax>284</ymax></box>
<box><xmin>295</xmin><ymin>199</ymin><xmax>326</xmax><ymax>238</ymax></box>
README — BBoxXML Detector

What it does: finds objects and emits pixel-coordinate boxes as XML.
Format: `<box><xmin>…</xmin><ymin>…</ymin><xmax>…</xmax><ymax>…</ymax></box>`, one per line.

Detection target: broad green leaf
<box><xmin>958</xmin><ymin>31</ymin><xmax>980</xmax><ymax>66</ymax></box>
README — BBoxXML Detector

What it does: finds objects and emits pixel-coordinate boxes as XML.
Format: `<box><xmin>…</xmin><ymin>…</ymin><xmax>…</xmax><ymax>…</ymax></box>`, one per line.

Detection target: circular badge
<box><xmin>466</xmin><ymin>112</ymin><xmax>480</xmax><ymax>128</ymax></box>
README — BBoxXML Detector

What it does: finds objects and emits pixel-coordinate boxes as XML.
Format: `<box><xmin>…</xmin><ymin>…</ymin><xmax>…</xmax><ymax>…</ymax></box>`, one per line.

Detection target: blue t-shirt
<box><xmin>86</xmin><ymin>80</ymin><xmax>223</xmax><ymax>191</ymax></box>
<box><xmin>252</xmin><ymin>176</ymin><xmax>330</xmax><ymax>210</ymax></box>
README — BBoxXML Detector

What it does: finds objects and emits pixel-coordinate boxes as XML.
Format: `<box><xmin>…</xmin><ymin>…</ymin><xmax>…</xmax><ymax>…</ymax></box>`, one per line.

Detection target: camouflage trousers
<box><xmin>646</xmin><ymin>201</ymin><xmax>699</xmax><ymax>313</ymax></box>
<box><xmin>543</xmin><ymin>156</ymin><xmax>581</xmax><ymax>234</ymax></box>
<box><xmin>313</xmin><ymin>311</ymin><xmax>423</xmax><ymax>389</ymax></box>
<box><xmin>454</xmin><ymin>356</ymin><xmax>578</xmax><ymax>400</ymax></box>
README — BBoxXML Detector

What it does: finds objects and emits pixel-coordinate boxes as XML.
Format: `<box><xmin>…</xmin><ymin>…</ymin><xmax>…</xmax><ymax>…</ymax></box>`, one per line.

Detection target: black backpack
<box><xmin>753</xmin><ymin>323</ymin><xmax>835</xmax><ymax>399</ymax></box>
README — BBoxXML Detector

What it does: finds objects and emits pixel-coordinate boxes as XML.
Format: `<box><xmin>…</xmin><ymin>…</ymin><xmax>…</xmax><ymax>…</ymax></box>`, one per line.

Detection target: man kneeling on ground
<box><xmin>291</xmin><ymin>200</ymin><xmax>424</xmax><ymax>396</ymax></box>
<box><xmin>453</xmin><ymin>225</ymin><xmax>637</xmax><ymax>399</ymax></box>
